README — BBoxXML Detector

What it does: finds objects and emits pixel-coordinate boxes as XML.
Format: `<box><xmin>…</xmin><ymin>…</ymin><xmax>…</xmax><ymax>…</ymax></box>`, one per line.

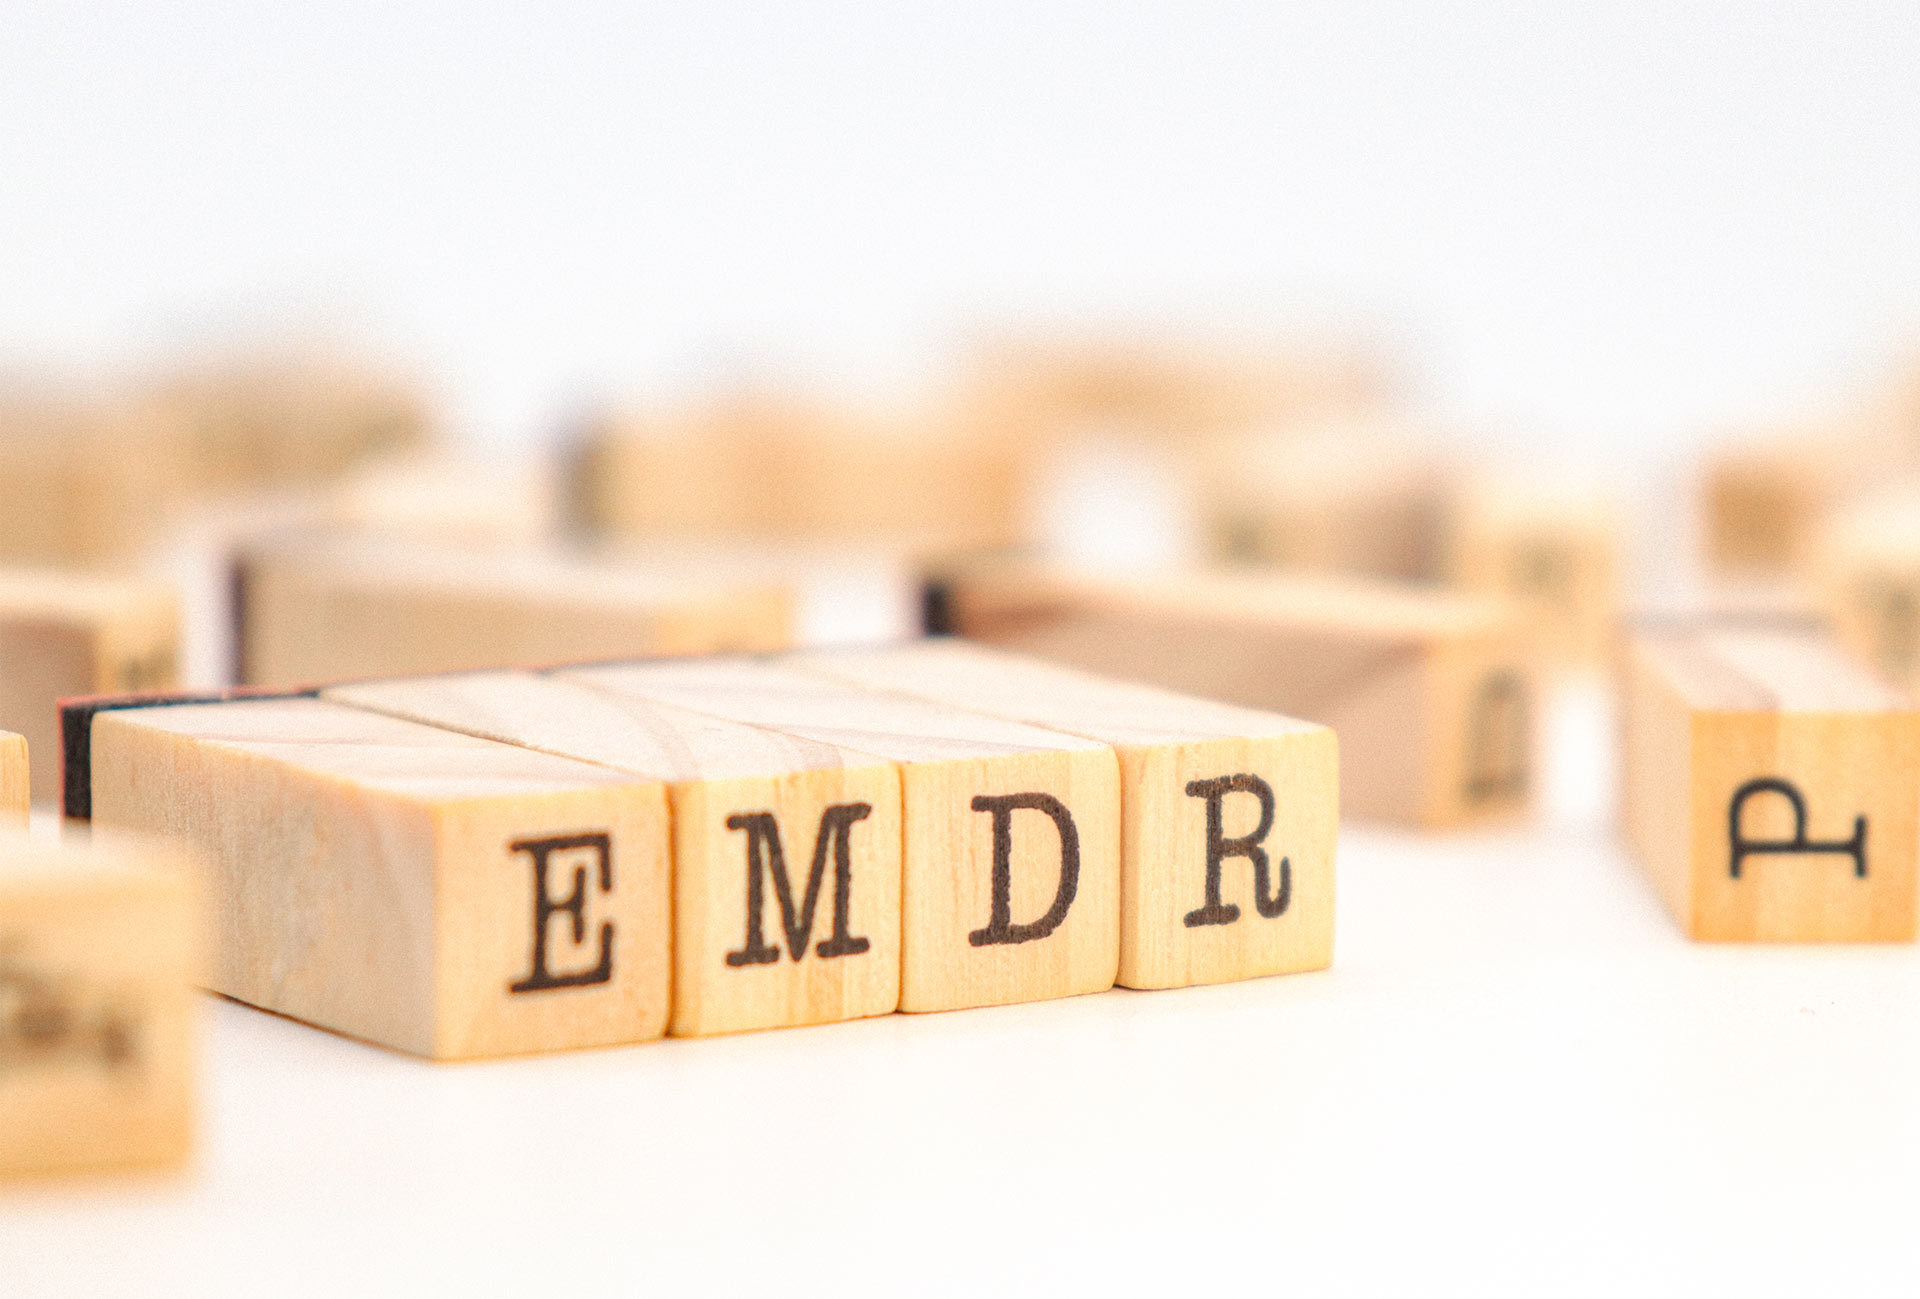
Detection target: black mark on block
<box><xmin>1182</xmin><ymin>774</ymin><xmax>1288</xmax><ymax>927</ymax></box>
<box><xmin>509</xmin><ymin>833</ymin><xmax>615</xmax><ymax>993</ymax></box>
<box><xmin>725</xmin><ymin>803</ymin><xmax>874</xmax><ymax>967</ymax></box>
<box><xmin>1728</xmin><ymin>778</ymin><xmax>1867</xmax><ymax>881</ymax></box>
<box><xmin>967</xmin><ymin>793</ymin><xmax>1080</xmax><ymax>947</ymax></box>
<box><xmin>0</xmin><ymin>941</ymin><xmax>142</xmax><ymax>1076</ymax></box>
<box><xmin>1464</xmin><ymin>670</ymin><xmax>1530</xmax><ymax>803</ymax></box>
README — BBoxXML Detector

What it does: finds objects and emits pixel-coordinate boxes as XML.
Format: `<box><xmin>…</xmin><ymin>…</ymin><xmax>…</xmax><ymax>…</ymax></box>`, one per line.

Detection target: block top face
<box><xmin>556</xmin><ymin>656</ymin><xmax>1112</xmax><ymax>763</ymax></box>
<box><xmin>0</xmin><ymin>568</ymin><xmax>176</xmax><ymax>626</ymax></box>
<box><xmin>1635</xmin><ymin>626</ymin><xmax>1913</xmax><ymax>714</ymax></box>
<box><xmin>958</xmin><ymin>564</ymin><xmax>1514</xmax><ymax>642</ymax></box>
<box><xmin>95</xmin><ymin>696</ymin><xmax>642</xmax><ymax>803</ymax></box>
<box><xmin>789</xmin><ymin>641</ymin><xmax>1325</xmax><ymax>749</ymax></box>
<box><xmin>323</xmin><ymin>671</ymin><xmax>888</xmax><ymax>783</ymax></box>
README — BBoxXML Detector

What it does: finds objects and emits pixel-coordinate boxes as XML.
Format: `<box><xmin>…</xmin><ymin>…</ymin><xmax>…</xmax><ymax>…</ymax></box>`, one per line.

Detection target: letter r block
<box><xmin>86</xmin><ymin>697</ymin><xmax>671</xmax><ymax>1059</ymax></box>
<box><xmin>1621</xmin><ymin>623</ymin><xmax>1920</xmax><ymax>941</ymax></box>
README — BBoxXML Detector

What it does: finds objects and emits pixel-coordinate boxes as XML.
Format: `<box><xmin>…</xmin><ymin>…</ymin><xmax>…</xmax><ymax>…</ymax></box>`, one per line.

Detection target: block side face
<box><xmin>899</xmin><ymin>746</ymin><xmax>1121</xmax><ymax>1013</ymax></box>
<box><xmin>0</xmin><ymin>731</ymin><xmax>27</xmax><ymax>825</ymax></box>
<box><xmin>1689</xmin><ymin>709</ymin><xmax>1920</xmax><ymax>942</ymax></box>
<box><xmin>1619</xmin><ymin>645</ymin><xmax>1700</xmax><ymax>933</ymax></box>
<box><xmin>668</xmin><ymin>765</ymin><xmax>903</xmax><ymax>1037</ymax></box>
<box><xmin>431</xmin><ymin>782</ymin><xmax>673</xmax><ymax>1059</ymax></box>
<box><xmin>90</xmin><ymin>711</ymin><xmax>441</xmax><ymax>1055</ymax></box>
<box><xmin>0</xmin><ymin>867</ymin><xmax>197</xmax><ymax>1175</ymax></box>
<box><xmin>1117</xmin><ymin>729</ymin><xmax>1337</xmax><ymax>990</ymax></box>
<box><xmin>1422</xmin><ymin>628</ymin><xmax>1536</xmax><ymax>828</ymax></box>
<box><xmin>0</xmin><ymin>620</ymin><xmax>95</xmax><ymax>804</ymax></box>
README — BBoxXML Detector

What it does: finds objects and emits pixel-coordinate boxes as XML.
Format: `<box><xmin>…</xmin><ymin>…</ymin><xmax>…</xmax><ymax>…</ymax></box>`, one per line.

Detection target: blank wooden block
<box><xmin>0</xmin><ymin>833</ymin><xmax>200</xmax><ymax>1177</ymax></box>
<box><xmin>323</xmin><ymin>670</ymin><xmax>901</xmax><ymax>1037</ymax></box>
<box><xmin>1620</xmin><ymin>622</ymin><xmax>1919</xmax><ymax>941</ymax></box>
<box><xmin>566</xmin><ymin>393</ymin><xmax>1031</xmax><ymax>552</ymax></box>
<box><xmin>790</xmin><ymin>640</ymin><xmax>1337</xmax><ymax>990</ymax></box>
<box><xmin>235</xmin><ymin>532</ymin><xmax>795</xmax><ymax>687</ymax></box>
<box><xmin>1807</xmin><ymin>483</ymin><xmax>1920</xmax><ymax>693</ymax></box>
<box><xmin>0</xmin><ymin>731</ymin><xmax>25</xmax><ymax>830</ymax></box>
<box><xmin>1700</xmin><ymin>428</ymin><xmax>1898</xmax><ymax>577</ymax></box>
<box><xmin>1202</xmin><ymin>423</ymin><xmax>1448</xmax><ymax>580</ymax></box>
<box><xmin>1444</xmin><ymin>473</ymin><xmax>1621</xmax><ymax>664</ymax></box>
<box><xmin>930</xmin><ymin>564</ymin><xmax>1538</xmax><ymax>828</ymax></box>
<box><xmin>0</xmin><ymin>396</ymin><xmax>190</xmax><ymax>569</ymax></box>
<box><xmin>0</xmin><ymin>569</ymin><xmax>180</xmax><ymax>802</ymax></box>
<box><xmin>557</xmin><ymin>656</ymin><xmax>1121</xmax><ymax>1014</ymax></box>
<box><xmin>85</xmin><ymin>696</ymin><xmax>670</xmax><ymax>1059</ymax></box>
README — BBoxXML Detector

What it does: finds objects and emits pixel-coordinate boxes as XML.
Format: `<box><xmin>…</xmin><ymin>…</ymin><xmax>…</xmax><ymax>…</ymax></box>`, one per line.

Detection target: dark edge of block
<box><xmin>228</xmin><ymin>553</ymin><xmax>253</xmax><ymax>687</ymax></box>
<box><xmin>60</xmin><ymin>686</ymin><xmax>319</xmax><ymax>822</ymax></box>
<box><xmin>919</xmin><ymin>577</ymin><xmax>956</xmax><ymax>636</ymax></box>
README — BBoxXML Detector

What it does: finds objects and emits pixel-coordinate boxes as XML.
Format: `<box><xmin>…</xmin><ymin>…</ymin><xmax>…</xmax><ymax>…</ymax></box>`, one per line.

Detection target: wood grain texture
<box><xmin>1620</xmin><ymin>623</ymin><xmax>1919</xmax><ymax>941</ymax></box>
<box><xmin>788</xmin><ymin>640</ymin><xmax>1337</xmax><ymax>990</ymax></box>
<box><xmin>0</xmin><ymin>833</ymin><xmax>201</xmax><ymax>1177</ymax></box>
<box><xmin>0</xmin><ymin>569</ymin><xmax>180</xmax><ymax>802</ymax></box>
<box><xmin>934</xmin><ymin>563</ymin><xmax>1536</xmax><ymax>828</ymax></box>
<box><xmin>89</xmin><ymin>697</ymin><xmax>671</xmax><ymax>1059</ymax></box>
<box><xmin>0</xmin><ymin>732</ymin><xmax>25</xmax><ymax>829</ymax></box>
<box><xmin>556</xmin><ymin>656</ymin><xmax>1121</xmax><ymax>1014</ymax></box>
<box><xmin>236</xmin><ymin>532</ymin><xmax>794</xmax><ymax>687</ymax></box>
<box><xmin>323</xmin><ymin>670</ymin><xmax>901</xmax><ymax>1037</ymax></box>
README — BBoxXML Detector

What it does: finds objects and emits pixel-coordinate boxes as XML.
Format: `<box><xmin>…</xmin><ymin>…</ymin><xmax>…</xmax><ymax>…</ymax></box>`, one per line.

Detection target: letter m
<box><xmin>725</xmin><ymin>803</ymin><xmax>874</xmax><ymax>967</ymax></box>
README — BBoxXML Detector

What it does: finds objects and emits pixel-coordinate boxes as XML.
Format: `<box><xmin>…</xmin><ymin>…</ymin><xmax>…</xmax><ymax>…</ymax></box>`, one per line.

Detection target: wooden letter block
<box><xmin>556</xmin><ymin>657</ymin><xmax>1121</xmax><ymax>1014</ymax></box>
<box><xmin>1700</xmin><ymin>427</ymin><xmax>1899</xmax><ymax>576</ymax></box>
<box><xmin>931</xmin><ymin>564</ymin><xmax>1538</xmax><ymax>828</ymax></box>
<box><xmin>0</xmin><ymin>731</ymin><xmax>25</xmax><ymax>830</ymax></box>
<box><xmin>235</xmin><ymin>532</ymin><xmax>794</xmax><ymax>687</ymax></box>
<box><xmin>0</xmin><ymin>569</ymin><xmax>180</xmax><ymax>802</ymax></box>
<box><xmin>323</xmin><ymin>670</ymin><xmax>901</xmax><ymax>1037</ymax></box>
<box><xmin>0</xmin><ymin>834</ymin><xmax>200</xmax><ymax>1177</ymax></box>
<box><xmin>790</xmin><ymin>640</ymin><xmax>1337</xmax><ymax>990</ymax></box>
<box><xmin>1808</xmin><ymin>485</ymin><xmax>1920</xmax><ymax>694</ymax></box>
<box><xmin>1620</xmin><ymin>622</ymin><xmax>1919</xmax><ymax>941</ymax></box>
<box><xmin>85</xmin><ymin>696</ymin><xmax>670</xmax><ymax>1058</ymax></box>
<box><xmin>1443</xmin><ymin>474</ymin><xmax>1620</xmax><ymax>664</ymax></box>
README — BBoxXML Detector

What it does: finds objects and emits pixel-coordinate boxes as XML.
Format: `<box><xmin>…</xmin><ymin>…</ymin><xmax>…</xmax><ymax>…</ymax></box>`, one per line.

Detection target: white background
<box><xmin>7</xmin><ymin>4</ymin><xmax>1920</xmax><ymax>1294</ymax></box>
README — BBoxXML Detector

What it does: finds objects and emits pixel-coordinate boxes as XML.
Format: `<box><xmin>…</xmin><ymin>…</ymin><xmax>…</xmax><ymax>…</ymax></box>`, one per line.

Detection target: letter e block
<box><xmin>1621</xmin><ymin>623</ymin><xmax>1920</xmax><ymax>941</ymax></box>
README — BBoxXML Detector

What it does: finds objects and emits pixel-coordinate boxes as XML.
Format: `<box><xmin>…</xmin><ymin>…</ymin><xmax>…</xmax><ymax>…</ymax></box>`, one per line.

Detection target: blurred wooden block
<box><xmin>930</xmin><ymin>564</ymin><xmax>1538</xmax><ymax>828</ymax></box>
<box><xmin>235</xmin><ymin>532</ymin><xmax>795</xmax><ymax>687</ymax></box>
<box><xmin>84</xmin><ymin>695</ymin><xmax>670</xmax><ymax>1059</ymax></box>
<box><xmin>1202</xmin><ymin>424</ymin><xmax>1448</xmax><ymax>580</ymax></box>
<box><xmin>0</xmin><ymin>397</ymin><xmax>189</xmax><ymax>568</ymax></box>
<box><xmin>323</xmin><ymin>670</ymin><xmax>901</xmax><ymax>1037</ymax></box>
<box><xmin>1444</xmin><ymin>473</ymin><xmax>1621</xmax><ymax>664</ymax></box>
<box><xmin>0</xmin><ymin>570</ymin><xmax>180</xmax><ymax>802</ymax></box>
<box><xmin>566</xmin><ymin>394</ymin><xmax>1031</xmax><ymax>551</ymax></box>
<box><xmin>1700</xmin><ymin>428</ymin><xmax>1898</xmax><ymax>576</ymax></box>
<box><xmin>321</xmin><ymin>450</ymin><xmax>560</xmax><ymax>548</ymax></box>
<box><xmin>791</xmin><ymin>640</ymin><xmax>1337</xmax><ymax>990</ymax></box>
<box><xmin>1620</xmin><ymin>622</ymin><xmax>1919</xmax><ymax>941</ymax></box>
<box><xmin>556</xmin><ymin>656</ymin><xmax>1121</xmax><ymax>1014</ymax></box>
<box><xmin>1808</xmin><ymin>483</ymin><xmax>1920</xmax><ymax>693</ymax></box>
<box><xmin>0</xmin><ymin>732</ymin><xmax>25</xmax><ymax>829</ymax></box>
<box><xmin>0</xmin><ymin>833</ymin><xmax>200</xmax><ymax>1177</ymax></box>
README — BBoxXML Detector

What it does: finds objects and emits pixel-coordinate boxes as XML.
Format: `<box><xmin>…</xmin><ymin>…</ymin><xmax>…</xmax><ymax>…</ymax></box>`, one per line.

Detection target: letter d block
<box><xmin>1621</xmin><ymin>624</ymin><xmax>1920</xmax><ymax>941</ymax></box>
<box><xmin>1</xmin><ymin>834</ymin><xmax>201</xmax><ymax>1177</ymax></box>
<box><xmin>87</xmin><ymin>697</ymin><xmax>670</xmax><ymax>1058</ymax></box>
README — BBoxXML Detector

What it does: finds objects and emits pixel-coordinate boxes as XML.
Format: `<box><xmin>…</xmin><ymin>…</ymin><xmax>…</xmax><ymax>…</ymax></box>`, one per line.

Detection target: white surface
<box><xmin>8</xmin><ymin>684</ymin><xmax>1920</xmax><ymax>1297</ymax></box>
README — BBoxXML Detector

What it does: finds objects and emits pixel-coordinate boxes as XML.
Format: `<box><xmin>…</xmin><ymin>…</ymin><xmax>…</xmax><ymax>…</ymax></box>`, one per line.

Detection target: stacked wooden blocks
<box><xmin>70</xmin><ymin>641</ymin><xmax>1337</xmax><ymax>1059</ymax></box>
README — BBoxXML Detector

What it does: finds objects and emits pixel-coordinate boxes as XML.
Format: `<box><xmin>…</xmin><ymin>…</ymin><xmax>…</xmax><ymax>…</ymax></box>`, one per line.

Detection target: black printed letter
<box><xmin>1182</xmin><ymin>773</ymin><xmax>1287</xmax><ymax>927</ymax></box>
<box><xmin>509</xmin><ymin>833</ymin><xmax>614</xmax><ymax>993</ymax></box>
<box><xmin>725</xmin><ymin>804</ymin><xmax>874</xmax><ymax>966</ymax></box>
<box><xmin>967</xmin><ymin>793</ymin><xmax>1081</xmax><ymax>947</ymax></box>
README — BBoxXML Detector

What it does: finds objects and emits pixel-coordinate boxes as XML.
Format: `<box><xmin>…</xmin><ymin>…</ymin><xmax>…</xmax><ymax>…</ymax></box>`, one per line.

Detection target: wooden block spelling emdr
<box><xmin>932</xmin><ymin>566</ymin><xmax>1536</xmax><ymax>828</ymax></box>
<box><xmin>0</xmin><ymin>569</ymin><xmax>180</xmax><ymax>802</ymax></box>
<box><xmin>1620</xmin><ymin>623</ymin><xmax>1920</xmax><ymax>941</ymax></box>
<box><xmin>322</xmin><ymin>671</ymin><xmax>901</xmax><ymax>1037</ymax></box>
<box><xmin>556</xmin><ymin>657</ymin><xmax>1121</xmax><ymax>1013</ymax></box>
<box><xmin>235</xmin><ymin>533</ymin><xmax>794</xmax><ymax>688</ymax></box>
<box><xmin>85</xmin><ymin>697</ymin><xmax>670</xmax><ymax>1058</ymax></box>
<box><xmin>0</xmin><ymin>834</ymin><xmax>200</xmax><ymax>1177</ymax></box>
<box><xmin>790</xmin><ymin>641</ymin><xmax>1336</xmax><ymax>991</ymax></box>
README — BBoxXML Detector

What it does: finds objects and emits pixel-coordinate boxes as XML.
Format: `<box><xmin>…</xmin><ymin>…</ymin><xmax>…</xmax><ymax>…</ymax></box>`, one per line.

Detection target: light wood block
<box><xmin>0</xmin><ymin>732</ymin><xmax>25</xmax><ymax>830</ymax></box>
<box><xmin>0</xmin><ymin>832</ymin><xmax>200</xmax><ymax>1177</ymax></box>
<box><xmin>85</xmin><ymin>696</ymin><xmax>670</xmax><ymax>1059</ymax></box>
<box><xmin>1619</xmin><ymin>622</ymin><xmax>1919</xmax><ymax>941</ymax></box>
<box><xmin>556</xmin><ymin>656</ymin><xmax>1121</xmax><ymax>1014</ymax></box>
<box><xmin>1444</xmin><ymin>473</ymin><xmax>1621</xmax><ymax>664</ymax></box>
<box><xmin>930</xmin><ymin>564</ymin><xmax>1538</xmax><ymax>828</ymax></box>
<box><xmin>1203</xmin><ymin>424</ymin><xmax>1448</xmax><ymax>580</ymax></box>
<box><xmin>322</xmin><ymin>670</ymin><xmax>901</xmax><ymax>1037</ymax></box>
<box><xmin>235</xmin><ymin>532</ymin><xmax>794</xmax><ymax>687</ymax></box>
<box><xmin>0</xmin><ymin>569</ymin><xmax>180</xmax><ymax>802</ymax></box>
<box><xmin>1700</xmin><ymin>427</ymin><xmax>1898</xmax><ymax>576</ymax></box>
<box><xmin>789</xmin><ymin>640</ymin><xmax>1336</xmax><ymax>990</ymax></box>
<box><xmin>566</xmin><ymin>393</ymin><xmax>1031</xmax><ymax>552</ymax></box>
<box><xmin>0</xmin><ymin>395</ymin><xmax>190</xmax><ymax>569</ymax></box>
<box><xmin>1808</xmin><ymin>482</ymin><xmax>1920</xmax><ymax>693</ymax></box>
